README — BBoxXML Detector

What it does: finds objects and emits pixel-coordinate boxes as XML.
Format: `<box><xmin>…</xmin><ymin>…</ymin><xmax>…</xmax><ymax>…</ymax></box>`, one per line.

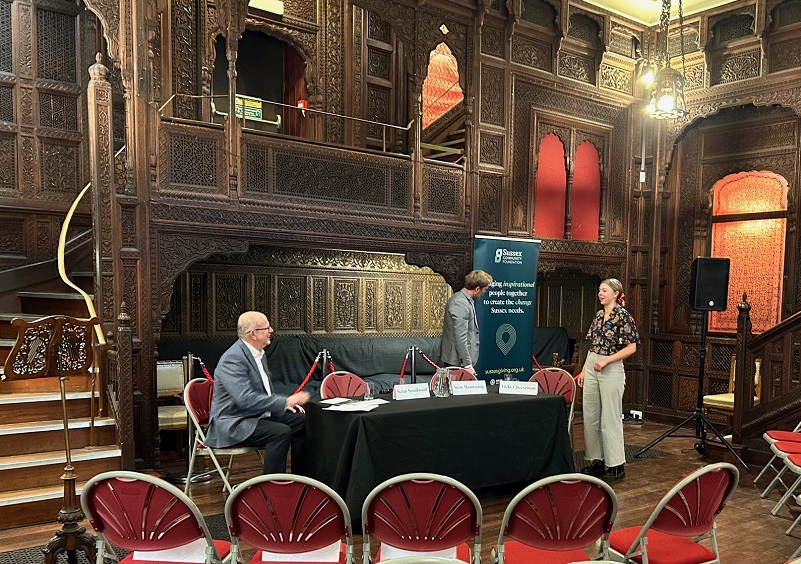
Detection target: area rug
<box><xmin>0</xmin><ymin>514</ymin><xmax>228</xmax><ymax>564</ymax></box>
<box><xmin>573</xmin><ymin>442</ymin><xmax>669</xmax><ymax>471</ymax></box>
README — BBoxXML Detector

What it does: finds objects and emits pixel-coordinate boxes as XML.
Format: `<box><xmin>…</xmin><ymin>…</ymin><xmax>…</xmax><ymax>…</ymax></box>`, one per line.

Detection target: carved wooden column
<box><xmin>564</xmin><ymin>153</ymin><xmax>574</xmax><ymax>239</ymax></box>
<box><xmin>217</xmin><ymin>0</ymin><xmax>247</xmax><ymax>201</ymax></box>
<box><xmin>87</xmin><ymin>55</ymin><xmax>116</xmax><ymax>337</ymax></box>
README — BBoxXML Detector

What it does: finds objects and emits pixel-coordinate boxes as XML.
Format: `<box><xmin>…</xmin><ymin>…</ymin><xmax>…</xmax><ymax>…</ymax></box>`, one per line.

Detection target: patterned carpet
<box><xmin>0</xmin><ymin>514</ymin><xmax>228</xmax><ymax>564</ymax></box>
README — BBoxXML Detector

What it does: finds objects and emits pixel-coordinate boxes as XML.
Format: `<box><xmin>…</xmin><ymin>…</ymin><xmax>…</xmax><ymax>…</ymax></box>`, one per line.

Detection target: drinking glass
<box><xmin>363</xmin><ymin>381</ymin><xmax>375</xmax><ymax>401</ymax></box>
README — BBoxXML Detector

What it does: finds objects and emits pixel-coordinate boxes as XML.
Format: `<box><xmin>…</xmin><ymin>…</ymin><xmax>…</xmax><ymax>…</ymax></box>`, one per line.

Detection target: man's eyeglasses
<box><xmin>251</xmin><ymin>327</ymin><xmax>273</xmax><ymax>332</ymax></box>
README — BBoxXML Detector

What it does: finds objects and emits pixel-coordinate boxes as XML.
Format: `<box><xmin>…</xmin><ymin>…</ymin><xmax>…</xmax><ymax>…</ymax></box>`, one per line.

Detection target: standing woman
<box><xmin>576</xmin><ymin>278</ymin><xmax>639</xmax><ymax>482</ymax></box>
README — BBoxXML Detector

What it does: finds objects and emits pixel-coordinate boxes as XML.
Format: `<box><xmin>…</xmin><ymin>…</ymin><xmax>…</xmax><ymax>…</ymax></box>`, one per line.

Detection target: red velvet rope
<box><xmin>532</xmin><ymin>355</ymin><xmax>544</xmax><ymax>371</ymax></box>
<box><xmin>201</xmin><ymin>364</ymin><xmax>213</xmax><ymax>380</ymax></box>
<box><xmin>398</xmin><ymin>351</ymin><xmax>409</xmax><ymax>380</ymax></box>
<box><xmin>328</xmin><ymin>359</ymin><xmax>336</xmax><ymax>372</ymax></box>
<box><xmin>417</xmin><ymin>348</ymin><xmax>440</xmax><ymax>370</ymax></box>
<box><xmin>292</xmin><ymin>352</ymin><xmax>323</xmax><ymax>394</ymax></box>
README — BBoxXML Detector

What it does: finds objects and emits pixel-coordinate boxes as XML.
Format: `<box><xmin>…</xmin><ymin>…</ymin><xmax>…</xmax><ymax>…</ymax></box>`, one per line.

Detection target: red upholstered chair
<box><xmin>321</xmin><ymin>370</ymin><xmax>369</xmax><ymax>399</ymax></box>
<box><xmin>530</xmin><ymin>368</ymin><xmax>576</xmax><ymax>442</ymax></box>
<box><xmin>362</xmin><ymin>473</ymin><xmax>482</xmax><ymax>564</ymax></box>
<box><xmin>430</xmin><ymin>366</ymin><xmax>478</xmax><ymax>391</ymax></box>
<box><xmin>755</xmin><ymin>419</ymin><xmax>801</xmax><ymax>492</ymax></box>
<box><xmin>184</xmin><ymin>378</ymin><xmax>262</xmax><ymax>495</ymax></box>
<box><xmin>608</xmin><ymin>462</ymin><xmax>739</xmax><ymax>564</ymax></box>
<box><xmin>224</xmin><ymin>473</ymin><xmax>354</xmax><ymax>564</ymax></box>
<box><xmin>376</xmin><ymin>558</ymin><xmax>468</xmax><ymax>564</ymax></box>
<box><xmin>493</xmin><ymin>473</ymin><xmax>617</xmax><ymax>564</ymax></box>
<box><xmin>80</xmin><ymin>471</ymin><xmax>231</xmax><ymax>564</ymax></box>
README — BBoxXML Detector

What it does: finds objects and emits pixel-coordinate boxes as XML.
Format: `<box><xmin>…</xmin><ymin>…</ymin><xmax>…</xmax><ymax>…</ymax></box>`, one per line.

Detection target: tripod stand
<box><xmin>635</xmin><ymin>310</ymin><xmax>749</xmax><ymax>470</ymax></box>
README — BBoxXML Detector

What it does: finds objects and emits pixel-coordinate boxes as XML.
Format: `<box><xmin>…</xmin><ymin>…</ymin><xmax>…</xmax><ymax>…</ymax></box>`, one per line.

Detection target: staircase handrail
<box><xmin>734</xmin><ymin>294</ymin><xmax>801</xmax><ymax>443</ymax></box>
<box><xmin>57</xmin><ymin>145</ymin><xmax>126</xmax><ymax>346</ymax></box>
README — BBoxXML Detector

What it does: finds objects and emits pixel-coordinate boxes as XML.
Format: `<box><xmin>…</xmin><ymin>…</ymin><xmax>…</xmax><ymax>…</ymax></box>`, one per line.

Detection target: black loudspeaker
<box><xmin>689</xmin><ymin>257</ymin><xmax>730</xmax><ymax>311</ymax></box>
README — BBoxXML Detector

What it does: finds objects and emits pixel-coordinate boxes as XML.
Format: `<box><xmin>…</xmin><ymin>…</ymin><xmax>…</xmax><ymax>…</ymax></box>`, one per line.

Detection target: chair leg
<box><xmin>754</xmin><ymin>454</ymin><xmax>779</xmax><ymax>484</ymax></box>
<box><xmin>206</xmin><ymin>451</ymin><xmax>234</xmax><ymax>494</ymax></box>
<box><xmin>762</xmin><ymin>465</ymin><xmax>789</xmax><ymax>498</ymax></box>
<box><xmin>787</xmin><ymin>496</ymin><xmax>801</xmax><ymax>536</ymax></box>
<box><xmin>771</xmin><ymin>474</ymin><xmax>801</xmax><ymax>516</ymax></box>
<box><xmin>792</xmin><ymin>542</ymin><xmax>801</xmax><ymax>560</ymax></box>
<box><xmin>184</xmin><ymin>443</ymin><xmax>199</xmax><ymax>495</ymax></box>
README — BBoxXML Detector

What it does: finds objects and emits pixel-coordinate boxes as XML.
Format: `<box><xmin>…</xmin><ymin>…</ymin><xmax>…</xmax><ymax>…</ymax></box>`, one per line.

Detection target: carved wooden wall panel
<box><xmin>421</xmin><ymin>162</ymin><xmax>462</xmax><ymax>221</ymax></box>
<box><xmin>241</xmin><ymin>132</ymin><xmax>414</xmax><ymax>213</ymax></box>
<box><xmin>158</xmin><ymin>122</ymin><xmax>227</xmax><ymax>198</ymax></box>
<box><xmin>170</xmin><ymin>0</ymin><xmax>202</xmax><ymax>120</ymax></box>
<box><xmin>162</xmin><ymin>247</ymin><xmax>451</xmax><ymax>337</ymax></box>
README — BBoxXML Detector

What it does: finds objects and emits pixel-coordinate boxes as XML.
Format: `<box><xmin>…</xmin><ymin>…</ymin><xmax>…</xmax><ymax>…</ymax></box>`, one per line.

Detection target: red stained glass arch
<box><xmin>422</xmin><ymin>43</ymin><xmax>464</xmax><ymax>129</ymax></box>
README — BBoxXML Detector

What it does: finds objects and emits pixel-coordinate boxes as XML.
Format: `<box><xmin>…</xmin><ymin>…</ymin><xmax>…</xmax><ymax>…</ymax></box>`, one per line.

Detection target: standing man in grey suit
<box><xmin>440</xmin><ymin>269</ymin><xmax>493</xmax><ymax>375</ymax></box>
<box><xmin>205</xmin><ymin>311</ymin><xmax>310</xmax><ymax>474</ymax></box>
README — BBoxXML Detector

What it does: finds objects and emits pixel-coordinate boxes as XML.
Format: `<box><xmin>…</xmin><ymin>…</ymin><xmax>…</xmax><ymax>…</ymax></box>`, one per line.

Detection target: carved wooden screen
<box><xmin>3</xmin><ymin>316</ymin><xmax>97</xmax><ymax>380</ymax></box>
<box><xmin>422</xmin><ymin>42</ymin><xmax>463</xmax><ymax>128</ymax></box>
<box><xmin>533</xmin><ymin>132</ymin><xmax>566</xmax><ymax>238</ymax></box>
<box><xmin>709</xmin><ymin>171</ymin><xmax>787</xmax><ymax>333</ymax></box>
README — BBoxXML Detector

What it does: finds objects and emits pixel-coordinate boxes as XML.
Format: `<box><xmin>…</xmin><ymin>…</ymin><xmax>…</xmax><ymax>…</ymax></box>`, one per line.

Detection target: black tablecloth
<box><xmin>304</xmin><ymin>389</ymin><xmax>574</xmax><ymax>525</ymax></box>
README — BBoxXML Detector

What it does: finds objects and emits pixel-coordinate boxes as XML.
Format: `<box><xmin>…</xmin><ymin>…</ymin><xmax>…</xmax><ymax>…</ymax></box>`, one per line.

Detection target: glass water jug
<box><xmin>433</xmin><ymin>367</ymin><xmax>451</xmax><ymax>398</ymax></box>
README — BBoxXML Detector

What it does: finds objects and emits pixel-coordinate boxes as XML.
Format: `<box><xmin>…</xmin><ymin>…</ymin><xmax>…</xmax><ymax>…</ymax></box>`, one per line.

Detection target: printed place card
<box><xmin>451</xmin><ymin>380</ymin><xmax>488</xmax><ymax>395</ymax></box>
<box><xmin>498</xmin><ymin>380</ymin><xmax>539</xmax><ymax>395</ymax></box>
<box><xmin>393</xmin><ymin>383</ymin><xmax>430</xmax><ymax>400</ymax></box>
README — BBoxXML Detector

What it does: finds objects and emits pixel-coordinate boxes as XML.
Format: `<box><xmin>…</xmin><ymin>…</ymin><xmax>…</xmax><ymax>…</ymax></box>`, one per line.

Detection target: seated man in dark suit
<box><xmin>205</xmin><ymin>311</ymin><xmax>310</xmax><ymax>474</ymax></box>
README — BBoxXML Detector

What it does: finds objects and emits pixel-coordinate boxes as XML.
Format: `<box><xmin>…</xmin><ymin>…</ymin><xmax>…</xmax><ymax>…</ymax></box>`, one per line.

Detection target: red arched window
<box><xmin>533</xmin><ymin>133</ymin><xmax>567</xmax><ymax>238</ymax></box>
<box><xmin>709</xmin><ymin>171</ymin><xmax>787</xmax><ymax>333</ymax></box>
<box><xmin>571</xmin><ymin>140</ymin><xmax>601</xmax><ymax>241</ymax></box>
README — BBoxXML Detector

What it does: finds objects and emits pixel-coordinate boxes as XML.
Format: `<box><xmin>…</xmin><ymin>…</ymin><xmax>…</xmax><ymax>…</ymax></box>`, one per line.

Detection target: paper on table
<box><xmin>323</xmin><ymin>399</ymin><xmax>388</xmax><ymax>412</ymax></box>
<box><xmin>319</xmin><ymin>397</ymin><xmax>352</xmax><ymax>405</ymax></box>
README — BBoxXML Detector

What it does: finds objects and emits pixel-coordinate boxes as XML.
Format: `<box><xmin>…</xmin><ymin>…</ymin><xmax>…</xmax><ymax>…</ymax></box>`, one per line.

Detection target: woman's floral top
<box><xmin>586</xmin><ymin>304</ymin><xmax>640</xmax><ymax>356</ymax></box>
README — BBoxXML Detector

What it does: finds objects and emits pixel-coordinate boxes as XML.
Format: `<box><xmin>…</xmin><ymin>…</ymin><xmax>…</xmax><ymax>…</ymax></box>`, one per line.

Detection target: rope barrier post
<box><xmin>409</xmin><ymin>346</ymin><xmax>417</xmax><ymax>384</ymax></box>
<box><xmin>321</xmin><ymin>349</ymin><xmax>330</xmax><ymax>380</ymax></box>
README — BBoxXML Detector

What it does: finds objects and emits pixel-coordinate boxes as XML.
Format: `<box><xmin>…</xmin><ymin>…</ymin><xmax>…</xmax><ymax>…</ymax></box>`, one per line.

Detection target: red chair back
<box><xmin>501</xmin><ymin>474</ymin><xmax>617</xmax><ymax>552</ymax></box>
<box><xmin>363</xmin><ymin>474</ymin><xmax>482</xmax><ymax>555</ymax></box>
<box><xmin>81</xmin><ymin>472</ymin><xmax>213</xmax><ymax>552</ymax></box>
<box><xmin>650</xmin><ymin>463</ymin><xmax>739</xmax><ymax>538</ymax></box>
<box><xmin>185</xmin><ymin>377</ymin><xmax>214</xmax><ymax>426</ymax></box>
<box><xmin>530</xmin><ymin>368</ymin><xmax>575</xmax><ymax>404</ymax></box>
<box><xmin>225</xmin><ymin>474</ymin><xmax>352</xmax><ymax>556</ymax></box>
<box><xmin>321</xmin><ymin>371</ymin><xmax>368</xmax><ymax>399</ymax></box>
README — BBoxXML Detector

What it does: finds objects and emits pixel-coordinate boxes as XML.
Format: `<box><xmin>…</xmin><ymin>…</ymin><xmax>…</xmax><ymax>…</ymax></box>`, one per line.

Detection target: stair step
<box><xmin>0</xmin><ymin>482</ymin><xmax>90</xmax><ymax>528</ymax></box>
<box><xmin>0</xmin><ymin>416</ymin><xmax>116</xmax><ymax>456</ymax></box>
<box><xmin>17</xmin><ymin>292</ymin><xmax>94</xmax><ymax>317</ymax></box>
<box><xmin>0</xmin><ymin>416</ymin><xmax>115</xmax><ymax>435</ymax></box>
<box><xmin>0</xmin><ymin>445</ymin><xmax>121</xmax><ymax>492</ymax></box>
<box><xmin>0</xmin><ymin>443</ymin><xmax>119</xmax><ymax>471</ymax></box>
<box><xmin>0</xmin><ymin>372</ymin><xmax>95</xmax><ymax>393</ymax></box>
<box><xmin>0</xmin><ymin>390</ymin><xmax>99</xmax><ymax>425</ymax></box>
<box><xmin>0</xmin><ymin>313</ymin><xmax>42</xmax><ymax>339</ymax></box>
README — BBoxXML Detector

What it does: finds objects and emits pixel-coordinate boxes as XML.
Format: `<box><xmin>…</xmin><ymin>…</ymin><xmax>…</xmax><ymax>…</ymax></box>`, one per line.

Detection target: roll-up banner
<box><xmin>473</xmin><ymin>235</ymin><xmax>540</xmax><ymax>383</ymax></box>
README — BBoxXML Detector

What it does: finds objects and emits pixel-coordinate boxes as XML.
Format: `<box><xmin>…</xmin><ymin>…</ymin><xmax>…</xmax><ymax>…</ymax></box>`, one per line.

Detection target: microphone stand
<box><xmin>43</xmin><ymin>341</ymin><xmax>96</xmax><ymax>564</ymax></box>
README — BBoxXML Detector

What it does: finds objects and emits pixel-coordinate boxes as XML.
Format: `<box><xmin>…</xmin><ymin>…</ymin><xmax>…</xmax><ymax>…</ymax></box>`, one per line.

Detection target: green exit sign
<box><xmin>234</xmin><ymin>97</ymin><xmax>262</xmax><ymax>120</ymax></box>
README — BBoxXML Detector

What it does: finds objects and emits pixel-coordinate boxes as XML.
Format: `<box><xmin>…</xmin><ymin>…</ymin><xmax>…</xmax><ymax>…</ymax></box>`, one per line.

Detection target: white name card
<box><xmin>499</xmin><ymin>380</ymin><xmax>539</xmax><ymax>395</ymax></box>
<box><xmin>393</xmin><ymin>383</ymin><xmax>430</xmax><ymax>400</ymax></box>
<box><xmin>451</xmin><ymin>380</ymin><xmax>488</xmax><ymax>395</ymax></box>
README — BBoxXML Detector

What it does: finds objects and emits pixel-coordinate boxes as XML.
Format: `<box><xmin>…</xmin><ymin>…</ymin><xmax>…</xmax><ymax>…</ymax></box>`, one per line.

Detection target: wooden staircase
<box><xmin>0</xmin><ymin>257</ymin><xmax>122</xmax><ymax>529</ymax></box>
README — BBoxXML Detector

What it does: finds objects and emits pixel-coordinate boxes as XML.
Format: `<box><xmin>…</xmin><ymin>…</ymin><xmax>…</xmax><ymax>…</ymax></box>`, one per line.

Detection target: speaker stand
<box><xmin>635</xmin><ymin>312</ymin><xmax>749</xmax><ymax>471</ymax></box>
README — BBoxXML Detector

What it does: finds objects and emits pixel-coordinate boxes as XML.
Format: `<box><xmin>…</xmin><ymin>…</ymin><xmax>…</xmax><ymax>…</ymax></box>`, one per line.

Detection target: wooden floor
<box><xmin>2</xmin><ymin>417</ymin><xmax>801</xmax><ymax>563</ymax></box>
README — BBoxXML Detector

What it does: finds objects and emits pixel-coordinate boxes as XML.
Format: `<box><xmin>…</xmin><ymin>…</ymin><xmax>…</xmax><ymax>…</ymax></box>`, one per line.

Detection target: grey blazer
<box><xmin>204</xmin><ymin>339</ymin><xmax>288</xmax><ymax>448</ymax></box>
<box><xmin>439</xmin><ymin>289</ymin><xmax>480</xmax><ymax>368</ymax></box>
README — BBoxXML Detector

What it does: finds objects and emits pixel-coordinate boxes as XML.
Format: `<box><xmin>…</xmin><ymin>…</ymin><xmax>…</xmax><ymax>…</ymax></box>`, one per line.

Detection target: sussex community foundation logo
<box><xmin>496</xmin><ymin>323</ymin><xmax>517</xmax><ymax>355</ymax></box>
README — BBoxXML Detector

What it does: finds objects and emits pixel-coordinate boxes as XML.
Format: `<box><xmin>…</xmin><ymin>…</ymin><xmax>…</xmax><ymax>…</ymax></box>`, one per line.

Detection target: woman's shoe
<box><xmin>581</xmin><ymin>459</ymin><xmax>605</xmax><ymax>477</ymax></box>
<box><xmin>603</xmin><ymin>464</ymin><xmax>625</xmax><ymax>482</ymax></box>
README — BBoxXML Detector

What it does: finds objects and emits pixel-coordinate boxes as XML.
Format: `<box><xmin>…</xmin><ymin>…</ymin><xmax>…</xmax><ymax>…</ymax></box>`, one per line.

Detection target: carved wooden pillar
<box><xmin>116</xmin><ymin>305</ymin><xmax>136</xmax><ymax>470</ymax></box>
<box><xmin>85</xmin><ymin>0</ymin><xmax>156</xmax><ymax>470</ymax></box>
<box><xmin>598</xmin><ymin>162</ymin><xmax>607</xmax><ymax>242</ymax></box>
<box><xmin>217</xmin><ymin>0</ymin><xmax>247</xmax><ymax>200</ymax></box>
<box><xmin>564</xmin><ymin>154</ymin><xmax>574</xmax><ymax>239</ymax></box>
<box><xmin>87</xmin><ymin>55</ymin><xmax>116</xmax><ymax>337</ymax></box>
